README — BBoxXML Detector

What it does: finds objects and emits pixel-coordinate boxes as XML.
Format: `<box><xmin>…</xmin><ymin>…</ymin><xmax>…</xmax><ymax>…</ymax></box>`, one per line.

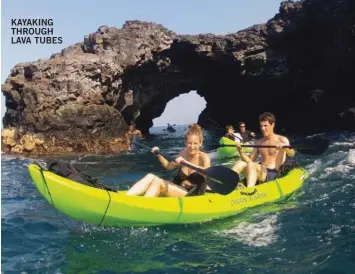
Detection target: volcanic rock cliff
<box><xmin>2</xmin><ymin>0</ymin><xmax>355</xmax><ymax>155</ymax></box>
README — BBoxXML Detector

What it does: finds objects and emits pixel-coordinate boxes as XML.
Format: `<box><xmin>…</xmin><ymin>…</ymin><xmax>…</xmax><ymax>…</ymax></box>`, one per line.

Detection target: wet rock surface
<box><xmin>2</xmin><ymin>0</ymin><xmax>354</xmax><ymax>155</ymax></box>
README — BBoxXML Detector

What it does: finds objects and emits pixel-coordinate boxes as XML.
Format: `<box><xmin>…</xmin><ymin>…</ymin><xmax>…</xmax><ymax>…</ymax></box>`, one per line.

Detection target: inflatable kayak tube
<box><xmin>217</xmin><ymin>137</ymin><xmax>253</xmax><ymax>159</ymax></box>
<box><xmin>28</xmin><ymin>163</ymin><xmax>308</xmax><ymax>227</ymax></box>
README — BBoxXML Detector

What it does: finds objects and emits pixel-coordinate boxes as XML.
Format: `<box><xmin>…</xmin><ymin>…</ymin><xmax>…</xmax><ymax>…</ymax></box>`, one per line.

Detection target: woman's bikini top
<box><xmin>173</xmin><ymin>169</ymin><xmax>205</xmax><ymax>187</ymax></box>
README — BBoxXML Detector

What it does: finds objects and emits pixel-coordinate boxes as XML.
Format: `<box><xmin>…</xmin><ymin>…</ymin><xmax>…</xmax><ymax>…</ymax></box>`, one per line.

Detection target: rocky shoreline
<box><xmin>1</xmin><ymin>127</ymin><xmax>129</xmax><ymax>156</ymax></box>
<box><xmin>2</xmin><ymin>0</ymin><xmax>354</xmax><ymax>156</ymax></box>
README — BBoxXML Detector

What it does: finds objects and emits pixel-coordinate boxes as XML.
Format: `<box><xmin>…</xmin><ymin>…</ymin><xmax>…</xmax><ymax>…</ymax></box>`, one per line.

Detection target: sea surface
<box><xmin>1</xmin><ymin>125</ymin><xmax>355</xmax><ymax>273</ymax></box>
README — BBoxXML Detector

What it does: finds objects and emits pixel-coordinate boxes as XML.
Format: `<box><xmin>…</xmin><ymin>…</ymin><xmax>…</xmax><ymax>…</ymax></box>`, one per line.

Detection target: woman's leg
<box><xmin>145</xmin><ymin>178</ymin><xmax>188</xmax><ymax>197</ymax></box>
<box><xmin>164</xmin><ymin>181</ymin><xmax>188</xmax><ymax>197</ymax></box>
<box><xmin>144</xmin><ymin>177</ymin><xmax>162</xmax><ymax>197</ymax></box>
<box><xmin>126</xmin><ymin>173</ymin><xmax>156</xmax><ymax>196</ymax></box>
<box><xmin>232</xmin><ymin>160</ymin><xmax>247</xmax><ymax>173</ymax></box>
<box><xmin>245</xmin><ymin>162</ymin><xmax>267</xmax><ymax>187</ymax></box>
<box><xmin>245</xmin><ymin>162</ymin><xmax>257</xmax><ymax>187</ymax></box>
<box><xmin>232</xmin><ymin>160</ymin><xmax>248</xmax><ymax>189</ymax></box>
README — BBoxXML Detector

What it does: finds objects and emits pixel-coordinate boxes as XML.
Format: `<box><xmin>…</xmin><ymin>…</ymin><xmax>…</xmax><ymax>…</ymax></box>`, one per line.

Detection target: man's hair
<box><xmin>259</xmin><ymin>112</ymin><xmax>276</xmax><ymax>124</ymax></box>
<box><xmin>238</xmin><ymin>121</ymin><xmax>245</xmax><ymax>126</ymax></box>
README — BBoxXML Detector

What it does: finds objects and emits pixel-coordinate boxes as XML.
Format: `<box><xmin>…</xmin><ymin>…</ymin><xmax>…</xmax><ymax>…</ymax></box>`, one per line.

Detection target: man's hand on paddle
<box><xmin>236</xmin><ymin>143</ymin><xmax>242</xmax><ymax>151</ymax></box>
<box><xmin>275</xmin><ymin>142</ymin><xmax>288</xmax><ymax>150</ymax></box>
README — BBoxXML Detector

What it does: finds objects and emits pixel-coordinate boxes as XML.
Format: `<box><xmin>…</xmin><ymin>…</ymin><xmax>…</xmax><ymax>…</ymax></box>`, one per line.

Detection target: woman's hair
<box><xmin>185</xmin><ymin>123</ymin><xmax>203</xmax><ymax>143</ymax></box>
<box><xmin>226</xmin><ymin>125</ymin><xmax>234</xmax><ymax>130</ymax></box>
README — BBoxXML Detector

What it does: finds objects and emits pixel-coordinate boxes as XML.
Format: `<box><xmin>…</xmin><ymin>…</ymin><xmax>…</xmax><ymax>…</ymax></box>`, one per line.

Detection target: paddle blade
<box><xmin>204</xmin><ymin>166</ymin><xmax>239</xmax><ymax>195</ymax></box>
<box><xmin>292</xmin><ymin>137</ymin><xmax>329</xmax><ymax>155</ymax></box>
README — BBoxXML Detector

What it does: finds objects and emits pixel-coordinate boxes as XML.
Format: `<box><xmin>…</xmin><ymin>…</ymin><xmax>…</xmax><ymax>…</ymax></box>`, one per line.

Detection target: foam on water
<box><xmin>217</xmin><ymin>214</ymin><xmax>279</xmax><ymax>247</ymax></box>
<box><xmin>347</xmin><ymin>149</ymin><xmax>355</xmax><ymax>165</ymax></box>
<box><xmin>306</xmin><ymin>159</ymin><xmax>323</xmax><ymax>179</ymax></box>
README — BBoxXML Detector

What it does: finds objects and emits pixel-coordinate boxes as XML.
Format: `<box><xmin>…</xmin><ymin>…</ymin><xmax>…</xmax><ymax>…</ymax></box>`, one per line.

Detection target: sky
<box><xmin>1</xmin><ymin>0</ymin><xmax>283</xmax><ymax>127</ymax></box>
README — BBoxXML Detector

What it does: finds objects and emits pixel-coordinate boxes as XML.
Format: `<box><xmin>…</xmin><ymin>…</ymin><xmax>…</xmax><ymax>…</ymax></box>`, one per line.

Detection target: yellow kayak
<box><xmin>28</xmin><ymin>163</ymin><xmax>308</xmax><ymax>227</ymax></box>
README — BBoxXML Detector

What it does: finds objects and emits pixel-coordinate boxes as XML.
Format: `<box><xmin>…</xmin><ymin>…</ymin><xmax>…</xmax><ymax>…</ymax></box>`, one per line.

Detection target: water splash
<box><xmin>218</xmin><ymin>214</ymin><xmax>279</xmax><ymax>247</ymax></box>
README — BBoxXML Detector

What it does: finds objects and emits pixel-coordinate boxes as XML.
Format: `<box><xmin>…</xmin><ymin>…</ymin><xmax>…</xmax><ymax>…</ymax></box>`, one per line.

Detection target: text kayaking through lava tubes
<box><xmin>11</xmin><ymin>19</ymin><xmax>63</xmax><ymax>44</ymax></box>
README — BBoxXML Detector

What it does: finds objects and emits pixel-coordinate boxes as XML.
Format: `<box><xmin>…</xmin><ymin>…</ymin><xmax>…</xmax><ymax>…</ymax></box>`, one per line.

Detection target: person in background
<box><xmin>237</xmin><ymin>121</ymin><xmax>256</xmax><ymax>142</ymax></box>
<box><xmin>126</xmin><ymin>124</ymin><xmax>211</xmax><ymax>197</ymax></box>
<box><xmin>225</xmin><ymin>125</ymin><xmax>242</xmax><ymax>143</ymax></box>
<box><xmin>166</xmin><ymin>123</ymin><xmax>176</xmax><ymax>132</ymax></box>
<box><xmin>126</xmin><ymin>121</ymin><xmax>143</xmax><ymax>151</ymax></box>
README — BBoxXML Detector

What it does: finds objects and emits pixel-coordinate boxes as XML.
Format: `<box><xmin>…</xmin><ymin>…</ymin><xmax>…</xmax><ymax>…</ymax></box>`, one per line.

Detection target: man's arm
<box><xmin>280</xmin><ymin>137</ymin><xmax>295</xmax><ymax>157</ymax></box>
<box><xmin>237</xmin><ymin>145</ymin><xmax>258</xmax><ymax>162</ymax></box>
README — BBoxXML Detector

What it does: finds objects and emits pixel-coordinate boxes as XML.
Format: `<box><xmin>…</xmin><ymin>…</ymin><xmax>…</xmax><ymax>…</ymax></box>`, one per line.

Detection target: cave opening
<box><xmin>152</xmin><ymin>90</ymin><xmax>206</xmax><ymax>128</ymax></box>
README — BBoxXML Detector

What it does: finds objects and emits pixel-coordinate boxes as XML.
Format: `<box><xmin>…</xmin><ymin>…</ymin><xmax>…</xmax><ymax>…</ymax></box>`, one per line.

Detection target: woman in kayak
<box><xmin>126</xmin><ymin>123</ymin><xmax>211</xmax><ymax>197</ymax></box>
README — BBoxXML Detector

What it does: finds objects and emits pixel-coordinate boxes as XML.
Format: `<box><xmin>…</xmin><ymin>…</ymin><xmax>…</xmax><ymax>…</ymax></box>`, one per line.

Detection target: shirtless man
<box><xmin>232</xmin><ymin>112</ymin><xmax>295</xmax><ymax>188</ymax></box>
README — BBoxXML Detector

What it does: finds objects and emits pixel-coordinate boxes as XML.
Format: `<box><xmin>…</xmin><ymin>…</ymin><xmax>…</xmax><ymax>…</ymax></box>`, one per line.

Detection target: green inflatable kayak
<box><xmin>28</xmin><ymin>163</ymin><xmax>308</xmax><ymax>227</ymax></box>
<box><xmin>217</xmin><ymin>137</ymin><xmax>254</xmax><ymax>159</ymax></box>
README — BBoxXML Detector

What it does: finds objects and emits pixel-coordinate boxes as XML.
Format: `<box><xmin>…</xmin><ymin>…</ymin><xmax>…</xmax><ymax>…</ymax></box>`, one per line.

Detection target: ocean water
<box><xmin>1</xmin><ymin>126</ymin><xmax>355</xmax><ymax>273</ymax></box>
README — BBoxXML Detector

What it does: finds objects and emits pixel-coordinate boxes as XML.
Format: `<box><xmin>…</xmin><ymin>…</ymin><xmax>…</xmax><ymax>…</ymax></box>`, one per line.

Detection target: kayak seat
<box><xmin>35</xmin><ymin>160</ymin><xmax>118</xmax><ymax>192</ymax></box>
<box><xmin>185</xmin><ymin>182</ymin><xmax>207</xmax><ymax>197</ymax></box>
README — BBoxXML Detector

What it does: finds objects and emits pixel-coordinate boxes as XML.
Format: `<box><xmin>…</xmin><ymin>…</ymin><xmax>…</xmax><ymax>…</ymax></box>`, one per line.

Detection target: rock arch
<box><xmin>2</xmin><ymin>0</ymin><xmax>355</xmax><ymax>155</ymax></box>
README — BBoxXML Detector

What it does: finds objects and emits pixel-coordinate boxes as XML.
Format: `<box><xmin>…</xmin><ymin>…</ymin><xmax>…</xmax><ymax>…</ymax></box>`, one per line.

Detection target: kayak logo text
<box><xmin>230</xmin><ymin>197</ymin><xmax>248</xmax><ymax>205</ymax></box>
<box><xmin>230</xmin><ymin>192</ymin><xmax>267</xmax><ymax>206</ymax></box>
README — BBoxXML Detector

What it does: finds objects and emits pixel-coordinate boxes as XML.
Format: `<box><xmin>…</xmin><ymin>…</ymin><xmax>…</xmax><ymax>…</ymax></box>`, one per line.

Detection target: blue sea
<box><xmin>2</xmin><ymin>125</ymin><xmax>355</xmax><ymax>273</ymax></box>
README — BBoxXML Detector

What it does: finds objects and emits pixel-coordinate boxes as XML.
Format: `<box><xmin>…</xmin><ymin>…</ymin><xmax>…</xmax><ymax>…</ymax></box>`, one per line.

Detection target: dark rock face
<box><xmin>2</xmin><ymin>0</ymin><xmax>354</xmax><ymax>155</ymax></box>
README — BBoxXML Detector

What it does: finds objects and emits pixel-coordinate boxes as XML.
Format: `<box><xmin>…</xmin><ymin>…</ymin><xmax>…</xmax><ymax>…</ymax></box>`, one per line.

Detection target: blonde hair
<box><xmin>185</xmin><ymin>123</ymin><xmax>203</xmax><ymax>143</ymax></box>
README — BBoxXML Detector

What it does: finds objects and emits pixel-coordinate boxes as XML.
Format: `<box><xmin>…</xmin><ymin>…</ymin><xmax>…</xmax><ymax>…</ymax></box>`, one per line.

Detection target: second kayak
<box><xmin>217</xmin><ymin>137</ymin><xmax>254</xmax><ymax>159</ymax></box>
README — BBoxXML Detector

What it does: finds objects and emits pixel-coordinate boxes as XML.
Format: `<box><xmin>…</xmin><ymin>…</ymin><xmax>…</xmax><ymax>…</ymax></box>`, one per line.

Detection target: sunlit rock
<box><xmin>2</xmin><ymin>0</ymin><xmax>354</xmax><ymax>155</ymax></box>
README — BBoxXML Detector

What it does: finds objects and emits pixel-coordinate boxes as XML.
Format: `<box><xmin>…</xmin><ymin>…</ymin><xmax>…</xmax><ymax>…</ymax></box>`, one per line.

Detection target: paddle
<box><xmin>132</xmin><ymin>136</ymin><xmax>239</xmax><ymax>195</ymax></box>
<box><xmin>216</xmin><ymin>137</ymin><xmax>329</xmax><ymax>155</ymax></box>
